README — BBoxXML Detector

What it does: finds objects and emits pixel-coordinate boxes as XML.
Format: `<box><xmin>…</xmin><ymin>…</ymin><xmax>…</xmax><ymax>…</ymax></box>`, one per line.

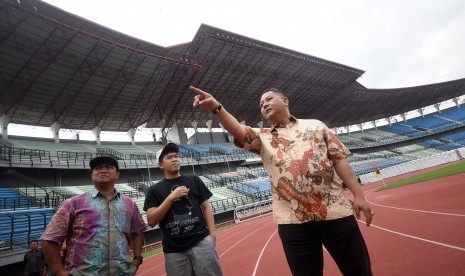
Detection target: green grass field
<box><xmin>375</xmin><ymin>159</ymin><xmax>465</xmax><ymax>192</ymax></box>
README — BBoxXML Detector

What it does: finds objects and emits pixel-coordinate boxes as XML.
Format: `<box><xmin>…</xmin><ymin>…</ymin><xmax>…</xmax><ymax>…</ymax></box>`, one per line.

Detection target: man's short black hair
<box><xmin>89</xmin><ymin>155</ymin><xmax>119</xmax><ymax>171</ymax></box>
<box><xmin>261</xmin><ymin>87</ymin><xmax>286</xmax><ymax>97</ymax></box>
<box><xmin>157</xmin><ymin>143</ymin><xmax>179</xmax><ymax>163</ymax></box>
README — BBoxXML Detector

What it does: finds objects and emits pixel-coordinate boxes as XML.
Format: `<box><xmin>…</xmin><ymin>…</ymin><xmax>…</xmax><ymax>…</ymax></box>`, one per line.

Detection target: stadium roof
<box><xmin>1</xmin><ymin>0</ymin><xmax>465</xmax><ymax>132</ymax></box>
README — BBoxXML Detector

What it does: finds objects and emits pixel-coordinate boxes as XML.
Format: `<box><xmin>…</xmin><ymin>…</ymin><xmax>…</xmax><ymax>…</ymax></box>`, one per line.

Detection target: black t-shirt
<box><xmin>143</xmin><ymin>175</ymin><xmax>213</xmax><ymax>253</ymax></box>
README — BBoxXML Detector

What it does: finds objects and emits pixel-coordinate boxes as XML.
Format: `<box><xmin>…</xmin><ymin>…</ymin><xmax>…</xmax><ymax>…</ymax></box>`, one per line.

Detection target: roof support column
<box><xmin>190</xmin><ymin>121</ymin><xmax>198</xmax><ymax>144</ymax></box>
<box><xmin>127</xmin><ymin>128</ymin><xmax>136</xmax><ymax>145</ymax></box>
<box><xmin>219</xmin><ymin>123</ymin><xmax>231</xmax><ymax>143</ymax></box>
<box><xmin>50</xmin><ymin>122</ymin><xmax>60</xmax><ymax>143</ymax></box>
<box><xmin>400</xmin><ymin>113</ymin><xmax>407</xmax><ymax>122</ymax></box>
<box><xmin>205</xmin><ymin>119</ymin><xmax>213</xmax><ymax>143</ymax></box>
<box><xmin>93</xmin><ymin>126</ymin><xmax>101</xmax><ymax>146</ymax></box>
<box><xmin>166</xmin><ymin>121</ymin><xmax>187</xmax><ymax>145</ymax></box>
<box><xmin>0</xmin><ymin>114</ymin><xmax>10</xmax><ymax>140</ymax></box>
<box><xmin>386</xmin><ymin>117</ymin><xmax>393</xmax><ymax>126</ymax></box>
<box><xmin>191</xmin><ymin>120</ymin><xmax>198</xmax><ymax>132</ymax></box>
<box><xmin>371</xmin><ymin>120</ymin><xmax>377</xmax><ymax>129</ymax></box>
<box><xmin>453</xmin><ymin>97</ymin><xmax>461</xmax><ymax>107</ymax></box>
<box><xmin>334</xmin><ymin>127</ymin><xmax>343</xmax><ymax>135</ymax></box>
<box><xmin>417</xmin><ymin>108</ymin><xmax>425</xmax><ymax>117</ymax></box>
<box><xmin>158</xmin><ymin>119</ymin><xmax>167</xmax><ymax>144</ymax></box>
<box><xmin>344</xmin><ymin>126</ymin><xmax>350</xmax><ymax>135</ymax></box>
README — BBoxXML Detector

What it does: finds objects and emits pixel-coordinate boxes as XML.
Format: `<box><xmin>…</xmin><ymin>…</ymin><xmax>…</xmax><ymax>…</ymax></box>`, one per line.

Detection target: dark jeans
<box><xmin>278</xmin><ymin>215</ymin><xmax>372</xmax><ymax>276</ymax></box>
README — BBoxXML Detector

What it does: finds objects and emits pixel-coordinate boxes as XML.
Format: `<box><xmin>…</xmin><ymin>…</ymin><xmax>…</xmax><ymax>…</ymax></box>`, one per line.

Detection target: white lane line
<box><xmin>252</xmin><ymin>229</ymin><xmax>278</xmax><ymax>276</ymax></box>
<box><xmin>219</xmin><ymin>221</ymin><xmax>274</xmax><ymax>257</ymax></box>
<box><xmin>140</xmin><ymin>219</ymin><xmax>271</xmax><ymax>276</ymax></box>
<box><xmin>217</xmin><ymin>217</ymin><xmax>271</xmax><ymax>245</ymax></box>
<box><xmin>357</xmin><ymin>220</ymin><xmax>465</xmax><ymax>252</ymax></box>
<box><xmin>365</xmin><ymin>194</ymin><xmax>465</xmax><ymax>217</ymax></box>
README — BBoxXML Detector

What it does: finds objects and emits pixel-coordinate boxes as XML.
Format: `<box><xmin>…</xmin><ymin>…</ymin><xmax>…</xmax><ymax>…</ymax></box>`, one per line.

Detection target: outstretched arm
<box><xmin>334</xmin><ymin>158</ymin><xmax>374</xmax><ymax>227</ymax></box>
<box><xmin>190</xmin><ymin>86</ymin><xmax>248</xmax><ymax>145</ymax></box>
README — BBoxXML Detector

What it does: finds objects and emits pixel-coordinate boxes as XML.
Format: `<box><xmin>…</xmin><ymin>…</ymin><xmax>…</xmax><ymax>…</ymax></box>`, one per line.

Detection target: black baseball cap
<box><xmin>89</xmin><ymin>155</ymin><xmax>119</xmax><ymax>171</ymax></box>
<box><xmin>157</xmin><ymin>143</ymin><xmax>179</xmax><ymax>163</ymax></box>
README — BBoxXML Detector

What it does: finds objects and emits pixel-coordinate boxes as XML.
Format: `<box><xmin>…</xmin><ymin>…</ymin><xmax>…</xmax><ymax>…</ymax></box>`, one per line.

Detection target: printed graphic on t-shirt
<box><xmin>166</xmin><ymin>184</ymin><xmax>198</xmax><ymax>236</ymax></box>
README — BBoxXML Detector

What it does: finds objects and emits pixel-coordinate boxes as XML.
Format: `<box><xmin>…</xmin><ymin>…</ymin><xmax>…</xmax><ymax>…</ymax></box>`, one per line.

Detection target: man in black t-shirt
<box><xmin>144</xmin><ymin>143</ymin><xmax>223</xmax><ymax>276</ymax></box>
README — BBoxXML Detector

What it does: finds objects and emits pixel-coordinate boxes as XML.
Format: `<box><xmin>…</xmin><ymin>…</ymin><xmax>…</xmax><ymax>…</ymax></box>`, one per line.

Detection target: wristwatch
<box><xmin>133</xmin><ymin>255</ymin><xmax>143</xmax><ymax>264</ymax></box>
<box><xmin>211</xmin><ymin>103</ymin><xmax>223</xmax><ymax>114</ymax></box>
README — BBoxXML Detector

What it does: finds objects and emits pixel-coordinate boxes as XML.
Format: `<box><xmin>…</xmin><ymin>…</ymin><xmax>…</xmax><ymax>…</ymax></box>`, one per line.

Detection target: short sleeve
<box><xmin>41</xmin><ymin>199</ymin><xmax>74</xmax><ymax>244</ymax></box>
<box><xmin>143</xmin><ymin>186</ymin><xmax>161</xmax><ymax>211</ymax></box>
<box><xmin>323</xmin><ymin>124</ymin><xmax>351</xmax><ymax>164</ymax></box>
<box><xmin>233</xmin><ymin>126</ymin><xmax>262</xmax><ymax>154</ymax></box>
<box><xmin>129</xmin><ymin>200</ymin><xmax>147</xmax><ymax>235</ymax></box>
<box><xmin>195</xmin><ymin>176</ymin><xmax>213</xmax><ymax>203</ymax></box>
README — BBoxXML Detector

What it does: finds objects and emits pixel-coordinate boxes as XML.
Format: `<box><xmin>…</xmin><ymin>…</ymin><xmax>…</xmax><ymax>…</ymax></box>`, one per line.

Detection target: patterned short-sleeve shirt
<box><xmin>41</xmin><ymin>188</ymin><xmax>147</xmax><ymax>276</ymax></box>
<box><xmin>235</xmin><ymin>117</ymin><xmax>354</xmax><ymax>224</ymax></box>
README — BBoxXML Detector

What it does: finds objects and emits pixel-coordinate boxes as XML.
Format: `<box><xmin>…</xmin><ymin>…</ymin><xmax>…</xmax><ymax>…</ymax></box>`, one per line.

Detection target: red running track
<box><xmin>137</xmin><ymin>173</ymin><xmax>465</xmax><ymax>275</ymax></box>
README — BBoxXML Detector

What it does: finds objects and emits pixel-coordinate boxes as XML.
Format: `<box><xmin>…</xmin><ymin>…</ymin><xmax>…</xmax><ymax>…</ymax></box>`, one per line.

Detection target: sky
<box><xmin>7</xmin><ymin>0</ymin><xmax>465</xmax><ymax>140</ymax></box>
<box><xmin>41</xmin><ymin>0</ymin><xmax>465</xmax><ymax>89</ymax></box>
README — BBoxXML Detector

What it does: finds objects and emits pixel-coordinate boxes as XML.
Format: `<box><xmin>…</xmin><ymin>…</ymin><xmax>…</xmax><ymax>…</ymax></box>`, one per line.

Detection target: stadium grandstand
<box><xmin>1</xmin><ymin>0</ymin><xmax>465</xmax><ymax>273</ymax></box>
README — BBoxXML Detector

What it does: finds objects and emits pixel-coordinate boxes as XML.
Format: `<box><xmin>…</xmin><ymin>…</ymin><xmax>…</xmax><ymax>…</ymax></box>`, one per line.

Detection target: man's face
<box><xmin>91</xmin><ymin>163</ymin><xmax>120</xmax><ymax>186</ymax></box>
<box><xmin>158</xmin><ymin>152</ymin><xmax>180</xmax><ymax>173</ymax></box>
<box><xmin>30</xmin><ymin>241</ymin><xmax>38</xmax><ymax>250</ymax></box>
<box><xmin>260</xmin><ymin>91</ymin><xmax>288</xmax><ymax>123</ymax></box>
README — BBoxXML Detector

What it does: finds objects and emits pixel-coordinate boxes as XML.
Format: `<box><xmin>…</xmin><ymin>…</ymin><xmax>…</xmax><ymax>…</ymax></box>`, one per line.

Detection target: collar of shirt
<box><xmin>271</xmin><ymin>115</ymin><xmax>298</xmax><ymax>130</ymax></box>
<box><xmin>90</xmin><ymin>187</ymin><xmax>121</xmax><ymax>199</ymax></box>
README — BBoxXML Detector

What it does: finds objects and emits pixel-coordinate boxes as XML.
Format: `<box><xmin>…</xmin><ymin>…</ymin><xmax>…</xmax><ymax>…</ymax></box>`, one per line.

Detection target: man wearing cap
<box><xmin>144</xmin><ymin>143</ymin><xmax>223</xmax><ymax>276</ymax></box>
<box><xmin>41</xmin><ymin>155</ymin><xmax>147</xmax><ymax>276</ymax></box>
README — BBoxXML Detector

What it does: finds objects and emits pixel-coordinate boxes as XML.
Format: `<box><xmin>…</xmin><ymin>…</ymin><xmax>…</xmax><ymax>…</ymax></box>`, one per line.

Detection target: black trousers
<box><xmin>278</xmin><ymin>215</ymin><xmax>372</xmax><ymax>276</ymax></box>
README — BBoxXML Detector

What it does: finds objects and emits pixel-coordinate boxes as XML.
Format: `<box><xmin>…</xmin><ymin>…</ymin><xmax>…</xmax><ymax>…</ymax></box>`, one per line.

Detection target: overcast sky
<box><xmin>42</xmin><ymin>0</ymin><xmax>465</xmax><ymax>89</ymax></box>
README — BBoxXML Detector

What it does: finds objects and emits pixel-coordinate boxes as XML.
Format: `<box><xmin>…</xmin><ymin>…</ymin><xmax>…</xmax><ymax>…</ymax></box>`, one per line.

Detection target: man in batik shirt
<box><xmin>41</xmin><ymin>156</ymin><xmax>147</xmax><ymax>276</ymax></box>
<box><xmin>191</xmin><ymin>86</ymin><xmax>374</xmax><ymax>276</ymax></box>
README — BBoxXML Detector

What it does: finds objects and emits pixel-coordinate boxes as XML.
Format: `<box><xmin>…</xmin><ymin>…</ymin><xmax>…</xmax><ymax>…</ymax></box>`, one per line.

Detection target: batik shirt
<box><xmin>41</xmin><ymin>188</ymin><xmax>147</xmax><ymax>276</ymax></box>
<box><xmin>235</xmin><ymin>117</ymin><xmax>354</xmax><ymax>224</ymax></box>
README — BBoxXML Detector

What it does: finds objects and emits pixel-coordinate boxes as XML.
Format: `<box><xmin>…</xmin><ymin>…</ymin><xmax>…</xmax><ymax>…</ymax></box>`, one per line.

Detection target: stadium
<box><xmin>1</xmin><ymin>0</ymin><xmax>465</xmax><ymax>275</ymax></box>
